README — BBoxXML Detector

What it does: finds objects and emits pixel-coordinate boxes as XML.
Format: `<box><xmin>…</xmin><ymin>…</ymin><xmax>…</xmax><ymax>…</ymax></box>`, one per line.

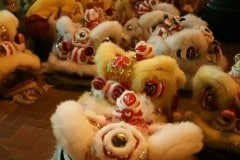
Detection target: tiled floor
<box><xmin>0</xmin><ymin>41</ymin><xmax>240</xmax><ymax>160</ymax></box>
<box><xmin>0</xmin><ymin>81</ymin><xmax>83</xmax><ymax>160</ymax></box>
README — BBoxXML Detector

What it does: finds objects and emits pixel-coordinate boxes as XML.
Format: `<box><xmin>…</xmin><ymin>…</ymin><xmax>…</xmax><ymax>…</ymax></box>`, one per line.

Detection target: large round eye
<box><xmin>201</xmin><ymin>87</ymin><xmax>218</xmax><ymax>111</ymax></box>
<box><xmin>105</xmin><ymin>8</ymin><xmax>113</xmax><ymax>16</ymax></box>
<box><xmin>112</xmin><ymin>133</ymin><xmax>128</xmax><ymax>147</ymax></box>
<box><xmin>79</xmin><ymin>31</ymin><xmax>86</xmax><ymax>38</ymax></box>
<box><xmin>176</xmin><ymin>49</ymin><xmax>182</xmax><ymax>58</ymax></box>
<box><xmin>127</xmin><ymin>25</ymin><xmax>133</xmax><ymax>31</ymax></box>
<box><xmin>144</xmin><ymin>80</ymin><xmax>164</xmax><ymax>97</ymax></box>
<box><xmin>186</xmin><ymin>46</ymin><xmax>199</xmax><ymax>60</ymax></box>
<box><xmin>148</xmin><ymin>0</ymin><xmax>159</xmax><ymax>6</ymax></box>
<box><xmin>132</xmin><ymin>0</ymin><xmax>142</xmax><ymax>11</ymax></box>
<box><xmin>75</xmin><ymin>28</ymin><xmax>90</xmax><ymax>41</ymax></box>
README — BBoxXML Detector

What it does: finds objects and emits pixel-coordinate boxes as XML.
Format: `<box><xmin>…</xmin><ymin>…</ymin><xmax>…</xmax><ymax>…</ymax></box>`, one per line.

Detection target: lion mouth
<box><xmin>212</xmin><ymin>108</ymin><xmax>240</xmax><ymax>134</ymax></box>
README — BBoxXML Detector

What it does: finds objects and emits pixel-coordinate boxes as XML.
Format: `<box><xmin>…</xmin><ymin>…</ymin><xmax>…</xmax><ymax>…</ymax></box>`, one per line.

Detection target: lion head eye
<box><xmin>75</xmin><ymin>28</ymin><xmax>90</xmax><ymax>42</ymax></box>
<box><xmin>149</xmin><ymin>0</ymin><xmax>157</xmax><ymax>6</ymax></box>
<box><xmin>201</xmin><ymin>87</ymin><xmax>218</xmax><ymax>111</ymax></box>
<box><xmin>79</xmin><ymin>31</ymin><xmax>86</xmax><ymax>38</ymax></box>
<box><xmin>176</xmin><ymin>49</ymin><xmax>182</xmax><ymax>58</ymax></box>
<box><xmin>144</xmin><ymin>80</ymin><xmax>164</xmax><ymax>97</ymax></box>
<box><xmin>186</xmin><ymin>46</ymin><xmax>199</xmax><ymax>60</ymax></box>
<box><xmin>127</xmin><ymin>25</ymin><xmax>133</xmax><ymax>31</ymax></box>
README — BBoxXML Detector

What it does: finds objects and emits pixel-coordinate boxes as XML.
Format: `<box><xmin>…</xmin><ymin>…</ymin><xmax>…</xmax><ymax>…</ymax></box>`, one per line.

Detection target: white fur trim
<box><xmin>43</xmin><ymin>54</ymin><xmax>97</xmax><ymax>77</ymax></box>
<box><xmin>148</xmin><ymin>122</ymin><xmax>203</xmax><ymax>160</ymax></box>
<box><xmin>90</xmin><ymin>21</ymin><xmax>127</xmax><ymax>49</ymax></box>
<box><xmin>51</xmin><ymin>100</ymin><xmax>96</xmax><ymax>160</ymax></box>
<box><xmin>138</xmin><ymin>93</ymin><xmax>156</xmax><ymax>122</ymax></box>
<box><xmin>77</xmin><ymin>92</ymin><xmax>114</xmax><ymax>117</ymax></box>
<box><xmin>56</xmin><ymin>16</ymin><xmax>76</xmax><ymax>42</ymax></box>
<box><xmin>181</xmin><ymin>14</ymin><xmax>208</xmax><ymax>29</ymax></box>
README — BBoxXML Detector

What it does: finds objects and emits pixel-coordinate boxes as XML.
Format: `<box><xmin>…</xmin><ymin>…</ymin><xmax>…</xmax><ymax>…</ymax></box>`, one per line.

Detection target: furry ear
<box><xmin>138</xmin><ymin>10</ymin><xmax>172</xmax><ymax>38</ymax></box>
<box><xmin>0</xmin><ymin>9</ymin><xmax>19</xmax><ymax>41</ymax></box>
<box><xmin>51</xmin><ymin>100</ymin><xmax>96</xmax><ymax>160</ymax></box>
<box><xmin>56</xmin><ymin>16</ymin><xmax>77</xmax><ymax>41</ymax></box>
<box><xmin>148</xmin><ymin>122</ymin><xmax>203</xmax><ymax>160</ymax></box>
<box><xmin>180</xmin><ymin>14</ymin><xmax>208</xmax><ymax>28</ymax></box>
<box><xmin>134</xmin><ymin>55</ymin><xmax>182</xmax><ymax>73</ymax></box>
<box><xmin>90</xmin><ymin>21</ymin><xmax>128</xmax><ymax>49</ymax></box>
<box><xmin>153</xmin><ymin>2</ymin><xmax>180</xmax><ymax>16</ymax></box>
<box><xmin>132</xmin><ymin>55</ymin><xmax>186</xmax><ymax>91</ymax></box>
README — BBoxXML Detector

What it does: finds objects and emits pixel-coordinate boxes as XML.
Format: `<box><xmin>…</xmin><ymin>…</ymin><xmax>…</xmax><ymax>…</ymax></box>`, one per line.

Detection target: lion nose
<box><xmin>221</xmin><ymin>109</ymin><xmax>236</xmax><ymax>124</ymax></box>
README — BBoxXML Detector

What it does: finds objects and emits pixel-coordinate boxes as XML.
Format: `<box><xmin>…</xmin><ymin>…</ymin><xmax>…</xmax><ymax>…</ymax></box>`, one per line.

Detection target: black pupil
<box><xmin>127</xmin><ymin>25</ymin><xmax>133</xmax><ymax>31</ymax></box>
<box><xmin>206</xmin><ymin>94</ymin><xmax>215</xmax><ymax>106</ymax></box>
<box><xmin>145</xmin><ymin>82</ymin><xmax>156</xmax><ymax>96</ymax></box>
<box><xmin>151</xmin><ymin>0</ymin><xmax>156</xmax><ymax>5</ymax></box>
<box><xmin>80</xmin><ymin>32</ymin><xmax>85</xmax><ymax>38</ymax></box>
<box><xmin>186</xmin><ymin>47</ymin><xmax>198</xmax><ymax>60</ymax></box>
<box><xmin>111</xmin><ymin>134</ymin><xmax>127</xmax><ymax>147</ymax></box>
<box><xmin>203</xmin><ymin>88</ymin><xmax>217</xmax><ymax>110</ymax></box>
